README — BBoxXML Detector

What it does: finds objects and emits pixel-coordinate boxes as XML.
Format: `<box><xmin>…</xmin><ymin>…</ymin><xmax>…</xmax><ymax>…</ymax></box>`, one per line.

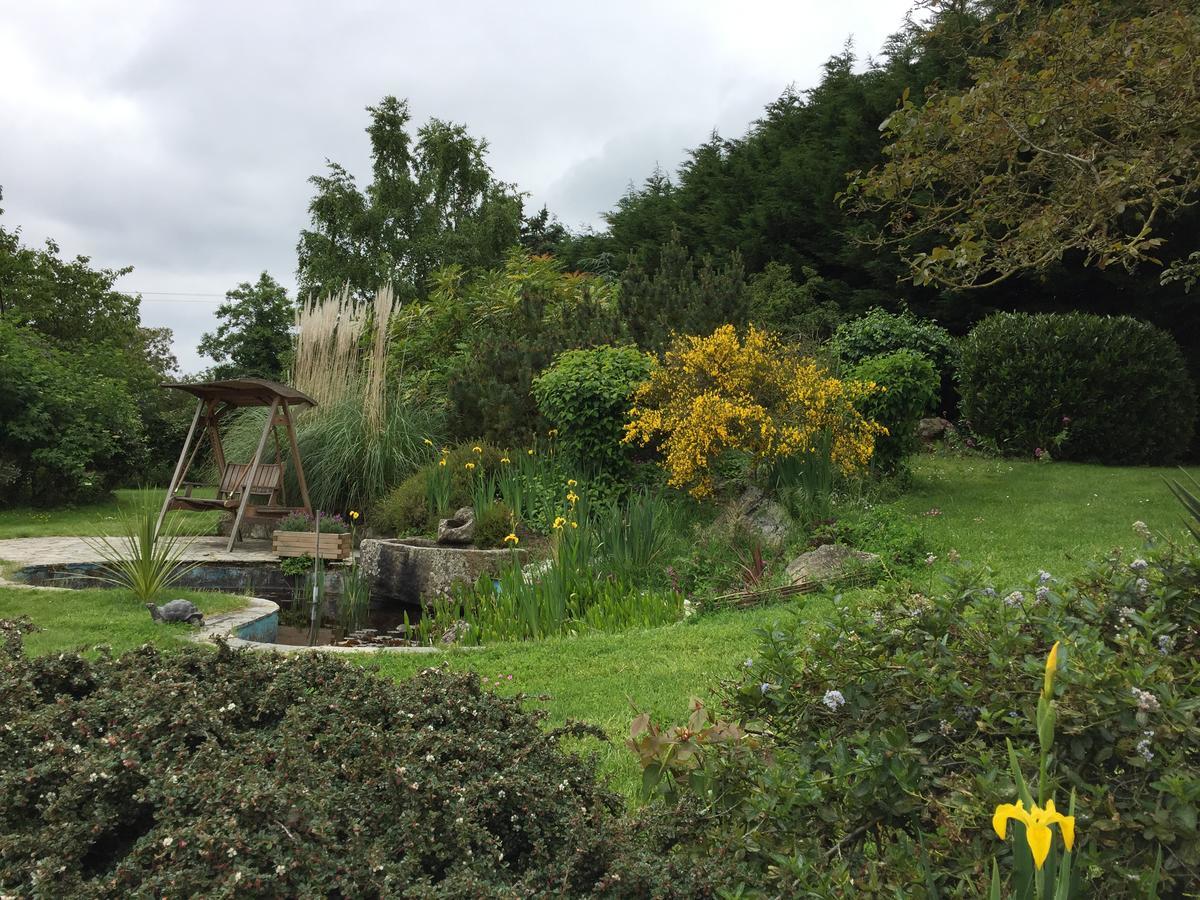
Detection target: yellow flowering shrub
<box><xmin>624</xmin><ymin>325</ymin><xmax>885</xmax><ymax>497</ymax></box>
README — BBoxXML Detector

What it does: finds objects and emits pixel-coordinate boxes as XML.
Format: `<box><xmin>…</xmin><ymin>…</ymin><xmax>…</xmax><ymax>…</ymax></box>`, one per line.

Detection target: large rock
<box><xmin>359</xmin><ymin>538</ymin><xmax>524</xmax><ymax>606</ymax></box>
<box><xmin>786</xmin><ymin>544</ymin><xmax>879</xmax><ymax>585</ymax></box>
<box><xmin>724</xmin><ymin>486</ymin><xmax>791</xmax><ymax>548</ymax></box>
<box><xmin>918</xmin><ymin>417</ymin><xmax>956</xmax><ymax>443</ymax></box>
<box><xmin>437</xmin><ymin>507</ymin><xmax>475</xmax><ymax>545</ymax></box>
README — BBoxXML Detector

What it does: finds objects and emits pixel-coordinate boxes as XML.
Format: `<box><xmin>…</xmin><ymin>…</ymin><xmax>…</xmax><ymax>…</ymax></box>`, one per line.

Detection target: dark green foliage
<box><xmin>532</xmin><ymin>346</ymin><xmax>652</xmax><ymax>476</ymax></box>
<box><xmin>671</xmin><ymin>544</ymin><xmax>1200</xmax><ymax>895</ymax></box>
<box><xmin>850</xmin><ymin>350</ymin><xmax>939</xmax><ymax>473</ymax></box>
<box><xmin>745</xmin><ymin>262</ymin><xmax>843</xmax><ymax>343</ymax></box>
<box><xmin>0</xmin><ymin>200</ymin><xmax>181</xmax><ymax>491</ymax></box>
<box><xmin>959</xmin><ymin>312</ymin><xmax>1196</xmax><ymax>464</ymax></box>
<box><xmin>297</xmin><ymin>96</ymin><xmax>523</xmax><ymax>301</ymax></box>
<box><xmin>373</xmin><ymin>445</ymin><xmax>506</xmax><ymax>535</ymax></box>
<box><xmin>617</xmin><ymin>229</ymin><xmax>747</xmax><ymax>352</ymax></box>
<box><xmin>0</xmin><ymin>628</ymin><xmax>726</xmax><ymax>896</ymax></box>
<box><xmin>473</xmin><ymin>501</ymin><xmax>514</xmax><ymax>548</ymax></box>
<box><xmin>0</xmin><ymin>321</ymin><xmax>145</xmax><ymax>506</ymax></box>
<box><xmin>197</xmin><ymin>272</ymin><xmax>294</xmax><ymax>380</ymax></box>
<box><xmin>820</xmin><ymin>503</ymin><xmax>931</xmax><ymax>567</ymax></box>
<box><xmin>445</xmin><ymin>270</ymin><xmax>623</xmax><ymax>445</ymax></box>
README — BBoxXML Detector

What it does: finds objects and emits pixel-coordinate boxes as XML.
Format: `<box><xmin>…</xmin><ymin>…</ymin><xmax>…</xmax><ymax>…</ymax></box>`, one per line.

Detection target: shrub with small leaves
<box><xmin>638</xmin><ymin>536</ymin><xmax>1200</xmax><ymax>895</ymax></box>
<box><xmin>0</xmin><ymin>636</ymin><xmax>730</xmax><ymax>896</ymax></box>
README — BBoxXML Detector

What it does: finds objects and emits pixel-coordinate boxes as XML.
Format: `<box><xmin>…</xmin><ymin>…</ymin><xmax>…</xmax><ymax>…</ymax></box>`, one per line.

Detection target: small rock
<box><xmin>786</xmin><ymin>544</ymin><xmax>879</xmax><ymax>585</ymax></box>
<box><xmin>437</xmin><ymin>507</ymin><xmax>475</xmax><ymax>545</ymax></box>
<box><xmin>917</xmin><ymin>417</ymin><xmax>955</xmax><ymax>443</ymax></box>
<box><xmin>725</xmin><ymin>486</ymin><xmax>790</xmax><ymax>548</ymax></box>
<box><xmin>440</xmin><ymin>619</ymin><xmax>471</xmax><ymax>644</ymax></box>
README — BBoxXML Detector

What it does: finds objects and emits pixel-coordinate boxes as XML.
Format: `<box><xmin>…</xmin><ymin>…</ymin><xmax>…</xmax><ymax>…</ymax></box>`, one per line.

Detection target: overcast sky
<box><xmin>2</xmin><ymin>0</ymin><xmax>913</xmax><ymax>372</ymax></box>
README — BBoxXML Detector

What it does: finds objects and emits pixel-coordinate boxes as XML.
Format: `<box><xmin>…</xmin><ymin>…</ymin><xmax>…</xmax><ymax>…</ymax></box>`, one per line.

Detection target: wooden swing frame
<box><xmin>155</xmin><ymin>378</ymin><xmax>317</xmax><ymax>551</ymax></box>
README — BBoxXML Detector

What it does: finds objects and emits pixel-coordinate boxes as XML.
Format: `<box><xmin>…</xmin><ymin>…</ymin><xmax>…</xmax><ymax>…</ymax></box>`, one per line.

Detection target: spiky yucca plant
<box><xmin>84</xmin><ymin>503</ymin><xmax>202</xmax><ymax>604</ymax></box>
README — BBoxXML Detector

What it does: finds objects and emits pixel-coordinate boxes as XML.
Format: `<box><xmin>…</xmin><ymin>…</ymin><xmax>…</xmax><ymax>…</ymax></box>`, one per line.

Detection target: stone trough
<box><xmin>359</xmin><ymin>537</ymin><xmax>525</xmax><ymax>606</ymax></box>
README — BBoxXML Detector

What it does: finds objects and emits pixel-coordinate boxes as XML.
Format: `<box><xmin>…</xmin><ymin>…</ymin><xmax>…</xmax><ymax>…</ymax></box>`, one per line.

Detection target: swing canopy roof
<box><xmin>162</xmin><ymin>377</ymin><xmax>317</xmax><ymax>409</ymax></box>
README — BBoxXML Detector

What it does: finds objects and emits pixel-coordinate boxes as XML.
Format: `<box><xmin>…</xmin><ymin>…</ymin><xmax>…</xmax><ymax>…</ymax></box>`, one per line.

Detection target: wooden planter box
<box><xmin>272</xmin><ymin>530</ymin><xmax>353</xmax><ymax>561</ymax></box>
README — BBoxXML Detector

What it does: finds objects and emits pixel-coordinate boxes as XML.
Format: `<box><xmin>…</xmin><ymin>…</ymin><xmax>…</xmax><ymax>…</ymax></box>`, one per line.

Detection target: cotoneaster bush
<box><xmin>959</xmin><ymin>312</ymin><xmax>1196</xmax><ymax>464</ymax></box>
<box><xmin>849</xmin><ymin>350</ymin><xmax>938</xmax><ymax>473</ymax></box>
<box><xmin>646</xmin><ymin>537</ymin><xmax>1199</xmax><ymax>895</ymax></box>
<box><xmin>532</xmin><ymin>346</ymin><xmax>652</xmax><ymax>476</ymax></box>
<box><xmin>0</xmin><ymin>630</ymin><xmax>730</xmax><ymax>897</ymax></box>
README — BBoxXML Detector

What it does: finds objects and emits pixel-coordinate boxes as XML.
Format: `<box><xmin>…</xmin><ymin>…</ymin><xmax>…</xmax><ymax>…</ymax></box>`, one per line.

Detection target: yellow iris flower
<box><xmin>422</xmin><ymin>438</ymin><xmax>434</xmax><ymax>447</ymax></box>
<box><xmin>566</xmin><ymin>491</ymin><xmax>579</xmax><ymax>505</ymax></box>
<box><xmin>438</xmin><ymin>458</ymin><xmax>447</xmax><ymax>467</ymax></box>
<box><xmin>464</xmin><ymin>462</ymin><xmax>476</xmax><ymax>471</ymax></box>
<box><xmin>503</xmin><ymin>533</ymin><xmax>519</xmax><ymax>545</ymax></box>
<box><xmin>501</xmin><ymin>457</ymin><xmax>511</xmax><ymax>464</ymax></box>
<box><xmin>552</xmin><ymin>516</ymin><xmax>566</xmax><ymax>529</ymax></box>
<box><xmin>472</xmin><ymin>446</ymin><xmax>483</xmax><ymax>454</ymax></box>
<box><xmin>1044</xmin><ymin>640</ymin><xmax>1060</xmax><ymax>696</ymax></box>
<box><xmin>992</xmin><ymin>799</ymin><xmax>1075</xmax><ymax>869</ymax></box>
<box><xmin>567</xmin><ymin>478</ymin><xmax>577</xmax><ymax>487</ymax></box>
<box><xmin>349</xmin><ymin>510</ymin><xmax>360</xmax><ymax>520</ymax></box>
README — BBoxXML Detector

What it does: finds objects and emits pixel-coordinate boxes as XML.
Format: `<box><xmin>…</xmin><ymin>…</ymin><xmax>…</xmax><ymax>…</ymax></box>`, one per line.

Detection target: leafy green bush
<box><xmin>959</xmin><ymin>312</ymin><xmax>1196</xmax><ymax>464</ymax></box>
<box><xmin>0</xmin><ymin>630</ymin><xmax>726</xmax><ymax>896</ymax></box>
<box><xmin>830</xmin><ymin>307</ymin><xmax>955</xmax><ymax>375</ymax></box>
<box><xmin>532</xmin><ymin>346</ymin><xmax>652</xmax><ymax>475</ymax></box>
<box><xmin>850</xmin><ymin>350</ymin><xmax>939</xmax><ymax>472</ymax></box>
<box><xmin>0</xmin><ymin>321</ymin><xmax>145</xmax><ymax>506</ymax></box>
<box><xmin>473</xmin><ymin>501</ymin><xmax>514</xmax><ymax>548</ymax></box>
<box><xmin>373</xmin><ymin>444</ymin><xmax>506</xmax><ymax>534</ymax></box>
<box><xmin>643</xmin><ymin>539</ymin><xmax>1200</xmax><ymax>895</ymax></box>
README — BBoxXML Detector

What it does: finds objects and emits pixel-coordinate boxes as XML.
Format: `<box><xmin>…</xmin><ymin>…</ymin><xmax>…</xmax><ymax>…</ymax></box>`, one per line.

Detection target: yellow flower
<box><xmin>422</xmin><ymin>438</ymin><xmax>434</xmax><ymax>447</ymax></box>
<box><xmin>438</xmin><ymin>458</ymin><xmax>447</xmax><ymax>467</ymax></box>
<box><xmin>464</xmin><ymin>462</ymin><xmax>476</xmax><ymax>471</ymax></box>
<box><xmin>472</xmin><ymin>445</ymin><xmax>483</xmax><ymax>454</ymax></box>
<box><xmin>993</xmin><ymin>799</ymin><xmax>1075</xmax><ymax>869</ymax></box>
<box><xmin>548</xmin><ymin>428</ymin><xmax>559</xmax><ymax>437</ymax></box>
<box><xmin>552</xmin><ymin>516</ymin><xmax>566</xmax><ymax>530</ymax></box>
<box><xmin>566</xmin><ymin>490</ymin><xmax>579</xmax><ymax>505</ymax></box>
<box><xmin>503</xmin><ymin>532</ymin><xmax>519</xmax><ymax>545</ymax></box>
<box><xmin>349</xmin><ymin>510</ymin><xmax>360</xmax><ymax>520</ymax></box>
<box><xmin>1044</xmin><ymin>641</ymin><xmax>1060</xmax><ymax>697</ymax></box>
<box><xmin>527</xmin><ymin>448</ymin><xmax>535</xmax><ymax>456</ymax></box>
<box><xmin>569</xmin><ymin>521</ymin><xmax>578</xmax><ymax>529</ymax></box>
<box><xmin>567</xmin><ymin>479</ymin><xmax>577</xmax><ymax>487</ymax></box>
<box><xmin>501</xmin><ymin>457</ymin><xmax>511</xmax><ymax>464</ymax></box>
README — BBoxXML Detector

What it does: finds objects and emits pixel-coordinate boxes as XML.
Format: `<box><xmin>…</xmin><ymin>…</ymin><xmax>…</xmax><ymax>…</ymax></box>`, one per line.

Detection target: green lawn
<box><xmin>1</xmin><ymin>456</ymin><xmax>1196</xmax><ymax>798</ymax></box>
<box><xmin>0</xmin><ymin>587</ymin><xmax>244</xmax><ymax>657</ymax></box>
<box><xmin>0</xmin><ymin>488</ymin><xmax>222</xmax><ymax>539</ymax></box>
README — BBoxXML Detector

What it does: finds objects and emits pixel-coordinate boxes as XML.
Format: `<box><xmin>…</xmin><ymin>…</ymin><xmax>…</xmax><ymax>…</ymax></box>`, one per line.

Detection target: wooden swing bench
<box><xmin>156</xmin><ymin>378</ymin><xmax>318</xmax><ymax>551</ymax></box>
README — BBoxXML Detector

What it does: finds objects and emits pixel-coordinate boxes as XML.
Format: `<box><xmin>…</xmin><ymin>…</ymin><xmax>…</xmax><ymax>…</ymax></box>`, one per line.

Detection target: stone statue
<box><xmin>146</xmin><ymin>599</ymin><xmax>205</xmax><ymax>626</ymax></box>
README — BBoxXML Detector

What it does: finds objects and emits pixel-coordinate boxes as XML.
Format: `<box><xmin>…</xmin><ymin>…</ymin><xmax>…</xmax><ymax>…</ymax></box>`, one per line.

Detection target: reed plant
<box><xmin>595</xmin><ymin>490</ymin><xmax>678</xmax><ymax>586</ymax></box>
<box><xmin>765</xmin><ymin>430</ymin><xmax>838</xmax><ymax>526</ymax></box>
<box><xmin>84</xmin><ymin>501</ymin><xmax>202</xmax><ymax>604</ymax></box>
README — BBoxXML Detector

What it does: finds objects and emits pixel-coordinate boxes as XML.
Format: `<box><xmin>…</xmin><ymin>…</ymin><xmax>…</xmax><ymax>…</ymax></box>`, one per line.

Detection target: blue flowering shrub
<box><xmin>0</xmin><ymin>635</ymin><xmax>729</xmax><ymax>897</ymax></box>
<box><xmin>633</xmin><ymin>528</ymin><xmax>1200</xmax><ymax>895</ymax></box>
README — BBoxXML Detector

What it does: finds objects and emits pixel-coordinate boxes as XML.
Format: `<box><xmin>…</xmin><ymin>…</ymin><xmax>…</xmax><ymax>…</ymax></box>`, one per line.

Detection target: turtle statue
<box><xmin>146</xmin><ymin>599</ymin><xmax>205</xmax><ymax>626</ymax></box>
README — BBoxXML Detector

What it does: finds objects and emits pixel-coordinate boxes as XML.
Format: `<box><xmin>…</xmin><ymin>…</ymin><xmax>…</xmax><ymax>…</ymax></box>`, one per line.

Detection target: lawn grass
<box><xmin>0</xmin><ymin>587</ymin><xmax>244</xmax><ymax>657</ymax></box>
<box><xmin>2</xmin><ymin>456</ymin><xmax>1196</xmax><ymax>799</ymax></box>
<box><xmin>0</xmin><ymin>488</ymin><xmax>222</xmax><ymax>539</ymax></box>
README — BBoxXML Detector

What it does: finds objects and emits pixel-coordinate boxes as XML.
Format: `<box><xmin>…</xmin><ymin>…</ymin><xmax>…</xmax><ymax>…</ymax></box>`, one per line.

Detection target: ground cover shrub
<box><xmin>635</xmin><ymin>533</ymin><xmax>1200</xmax><ymax>895</ymax></box>
<box><xmin>959</xmin><ymin>312</ymin><xmax>1196</xmax><ymax>464</ymax></box>
<box><xmin>0</xmin><ymin>629</ymin><xmax>728</xmax><ymax>896</ymax></box>
<box><xmin>532</xmin><ymin>346</ymin><xmax>652</xmax><ymax>476</ymax></box>
<box><xmin>819</xmin><ymin>502</ymin><xmax>930</xmax><ymax>567</ymax></box>
<box><xmin>849</xmin><ymin>350</ymin><xmax>939</xmax><ymax>473</ymax></box>
<box><xmin>625</xmin><ymin>325</ymin><xmax>885</xmax><ymax>498</ymax></box>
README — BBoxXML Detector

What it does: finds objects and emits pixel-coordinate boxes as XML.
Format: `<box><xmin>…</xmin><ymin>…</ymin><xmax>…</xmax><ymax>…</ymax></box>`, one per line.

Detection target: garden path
<box><xmin>0</xmin><ymin>535</ymin><xmax>278</xmax><ymax>568</ymax></box>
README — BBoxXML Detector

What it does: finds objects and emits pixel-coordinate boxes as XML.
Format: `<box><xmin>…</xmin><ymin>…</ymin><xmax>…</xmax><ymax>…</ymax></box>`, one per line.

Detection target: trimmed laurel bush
<box><xmin>640</xmin><ymin>538</ymin><xmax>1200</xmax><ymax>895</ymax></box>
<box><xmin>0</xmin><ymin>630</ymin><xmax>726</xmax><ymax>896</ymax></box>
<box><xmin>959</xmin><ymin>312</ymin><xmax>1196</xmax><ymax>464</ymax></box>
<box><xmin>849</xmin><ymin>350</ymin><xmax>938</xmax><ymax>473</ymax></box>
<box><xmin>830</xmin><ymin>307</ymin><xmax>955</xmax><ymax>375</ymax></box>
<box><xmin>532</xmin><ymin>346</ymin><xmax>652</xmax><ymax>475</ymax></box>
